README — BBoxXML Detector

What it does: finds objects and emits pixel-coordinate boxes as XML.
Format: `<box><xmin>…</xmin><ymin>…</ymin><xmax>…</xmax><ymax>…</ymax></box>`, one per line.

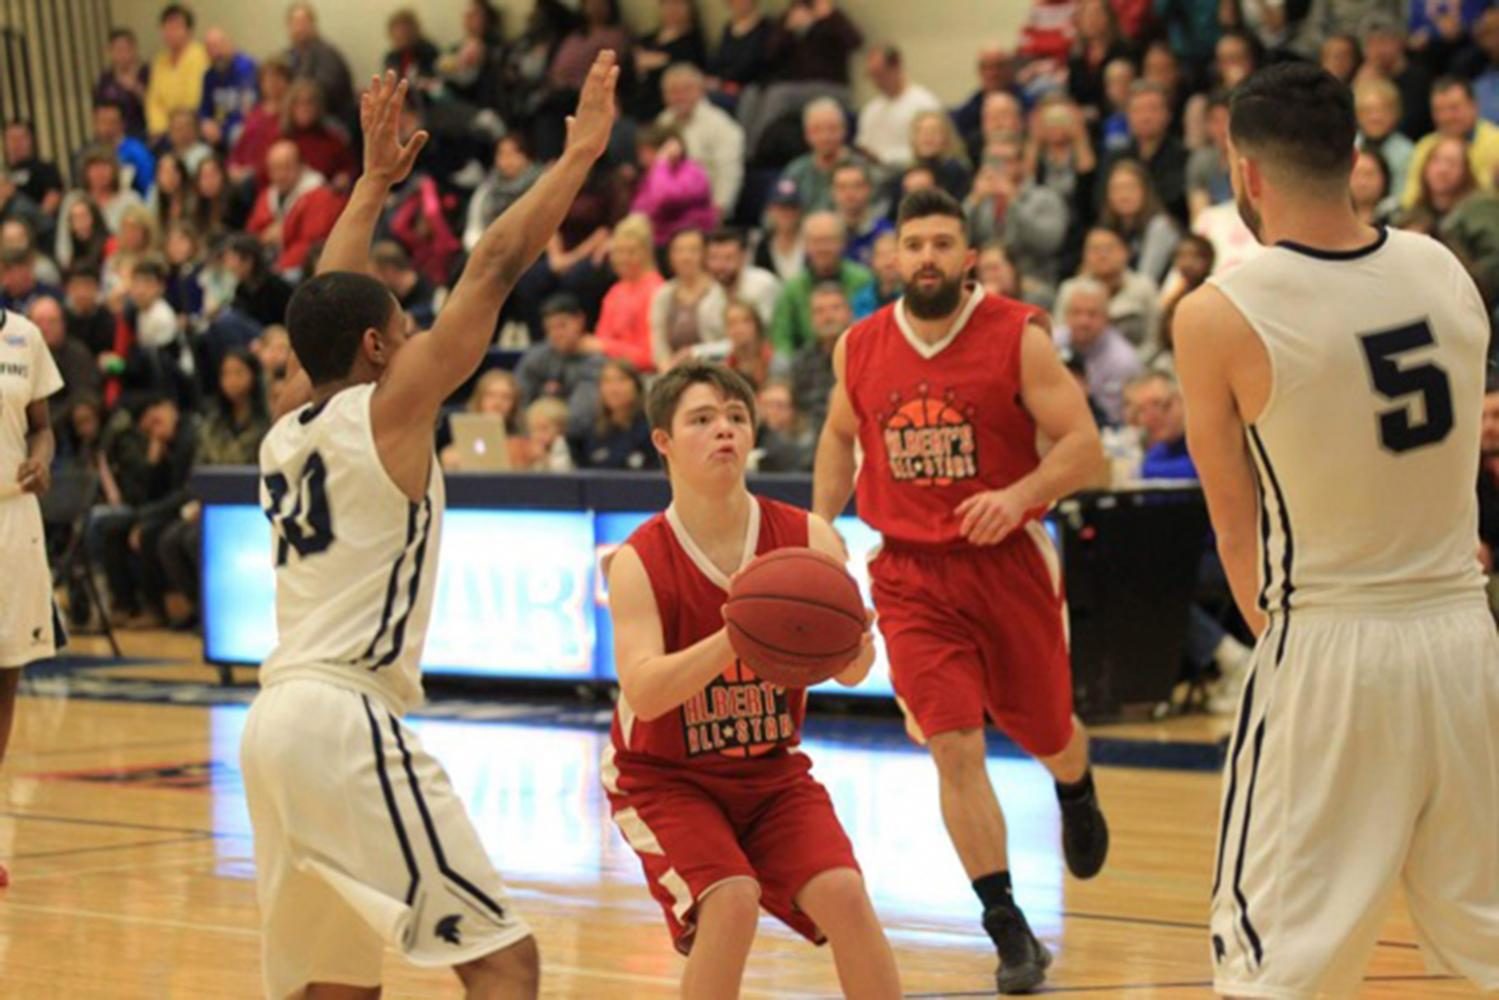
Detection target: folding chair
<box><xmin>38</xmin><ymin>466</ymin><xmax>122</xmax><ymax>659</ymax></box>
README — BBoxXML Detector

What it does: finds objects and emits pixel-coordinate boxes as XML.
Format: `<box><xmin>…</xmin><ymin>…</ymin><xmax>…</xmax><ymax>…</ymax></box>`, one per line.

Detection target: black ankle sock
<box><xmin>972</xmin><ymin>871</ymin><xmax>1014</xmax><ymax>911</ymax></box>
<box><xmin>1056</xmin><ymin>769</ymin><xmax>1094</xmax><ymax>804</ymax></box>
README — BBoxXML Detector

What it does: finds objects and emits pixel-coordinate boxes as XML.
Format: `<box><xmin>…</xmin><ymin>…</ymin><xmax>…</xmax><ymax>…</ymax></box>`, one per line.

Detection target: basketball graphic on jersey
<box><xmin>879</xmin><ymin>383</ymin><xmax>979</xmax><ymax>487</ymax></box>
<box><xmin>680</xmin><ymin>659</ymin><xmax>796</xmax><ymax>759</ymax></box>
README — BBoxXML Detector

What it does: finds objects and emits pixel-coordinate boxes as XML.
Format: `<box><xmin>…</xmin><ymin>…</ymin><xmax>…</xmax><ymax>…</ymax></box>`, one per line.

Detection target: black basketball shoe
<box><xmin>1059</xmin><ymin>780</ymin><xmax>1109</xmax><ymax>879</ymax></box>
<box><xmin>983</xmin><ymin>903</ymin><xmax>1052</xmax><ymax>994</ymax></box>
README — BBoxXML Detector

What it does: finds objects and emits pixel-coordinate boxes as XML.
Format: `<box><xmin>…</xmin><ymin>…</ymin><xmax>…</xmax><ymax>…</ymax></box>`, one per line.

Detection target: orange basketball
<box><xmin>724</xmin><ymin>547</ymin><xmax>866</xmax><ymax>688</ymax></box>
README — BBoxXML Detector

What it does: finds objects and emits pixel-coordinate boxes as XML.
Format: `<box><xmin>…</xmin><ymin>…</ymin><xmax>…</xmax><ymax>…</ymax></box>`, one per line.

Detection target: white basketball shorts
<box><xmin>0</xmin><ymin>495</ymin><xmax>57</xmax><ymax>669</ymax></box>
<box><xmin>1211</xmin><ymin>598</ymin><xmax>1499</xmax><ymax>998</ymax></box>
<box><xmin>240</xmin><ymin>677</ymin><xmax>532</xmax><ymax>999</ymax></box>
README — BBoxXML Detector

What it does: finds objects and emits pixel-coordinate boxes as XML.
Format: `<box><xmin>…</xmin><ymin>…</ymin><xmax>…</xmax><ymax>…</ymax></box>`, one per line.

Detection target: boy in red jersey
<box><xmin>604</xmin><ymin>362</ymin><xmax>902</xmax><ymax>999</ymax></box>
<box><xmin>813</xmin><ymin>188</ymin><xmax>1110</xmax><ymax>994</ymax></box>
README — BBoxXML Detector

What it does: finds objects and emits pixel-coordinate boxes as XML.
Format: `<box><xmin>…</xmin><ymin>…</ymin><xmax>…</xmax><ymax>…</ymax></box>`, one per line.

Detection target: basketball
<box><xmin>724</xmin><ymin>548</ymin><xmax>867</xmax><ymax>688</ymax></box>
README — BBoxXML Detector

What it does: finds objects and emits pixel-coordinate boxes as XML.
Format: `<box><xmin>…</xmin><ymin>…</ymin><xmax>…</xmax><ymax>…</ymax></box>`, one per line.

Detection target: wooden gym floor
<box><xmin>0</xmin><ymin>634</ymin><xmax>1479</xmax><ymax>998</ymax></box>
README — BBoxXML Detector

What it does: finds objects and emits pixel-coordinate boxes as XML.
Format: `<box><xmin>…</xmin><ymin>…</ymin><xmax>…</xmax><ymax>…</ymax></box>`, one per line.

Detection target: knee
<box><xmin>928</xmin><ymin>729</ymin><xmax>988</xmax><ymax>782</ymax></box>
<box><xmin>799</xmin><ymin>868</ymin><xmax>871</xmax><ymax>923</ymax></box>
<box><xmin>699</xmin><ymin>878</ymin><xmax>761</xmax><ymax>933</ymax></box>
<box><xmin>1038</xmin><ymin>718</ymin><xmax>1088</xmax><ymax>768</ymax></box>
<box><xmin>459</xmin><ymin>934</ymin><xmax>540</xmax><ymax>994</ymax></box>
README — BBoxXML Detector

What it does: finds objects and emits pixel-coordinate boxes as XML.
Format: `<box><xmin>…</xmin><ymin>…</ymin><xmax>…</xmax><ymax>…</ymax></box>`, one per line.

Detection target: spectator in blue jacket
<box><xmin>200</xmin><ymin>28</ymin><xmax>258</xmax><ymax>149</ymax></box>
<box><xmin>1124</xmin><ymin>370</ymin><xmax>1196</xmax><ymax>480</ymax></box>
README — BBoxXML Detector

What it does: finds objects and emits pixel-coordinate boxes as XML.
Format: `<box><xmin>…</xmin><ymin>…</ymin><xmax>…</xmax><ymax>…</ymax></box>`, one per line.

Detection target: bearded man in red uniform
<box><xmin>813</xmin><ymin>188</ymin><xmax>1110</xmax><ymax>994</ymax></box>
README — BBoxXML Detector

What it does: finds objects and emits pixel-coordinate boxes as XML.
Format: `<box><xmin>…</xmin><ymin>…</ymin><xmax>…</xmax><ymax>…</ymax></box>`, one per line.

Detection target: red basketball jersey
<box><xmin>845</xmin><ymin>288</ymin><xmax>1044</xmax><ymax>546</ymax></box>
<box><xmin>608</xmin><ymin>495</ymin><xmax>812</xmax><ymax>772</ymax></box>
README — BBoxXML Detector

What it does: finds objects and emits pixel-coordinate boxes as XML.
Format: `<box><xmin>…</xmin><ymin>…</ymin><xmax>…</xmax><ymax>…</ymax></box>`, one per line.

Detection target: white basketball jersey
<box><xmin>257</xmin><ymin>383</ymin><xmax>444</xmax><ymax>713</ymax></box>
<box><xmin>1210</xmin><ymin>227</ymin><xmax>1488</xmax><ymax>615</ymax></box>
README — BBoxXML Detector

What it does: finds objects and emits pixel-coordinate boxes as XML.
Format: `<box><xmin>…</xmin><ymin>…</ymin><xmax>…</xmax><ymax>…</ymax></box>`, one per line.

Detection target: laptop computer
<box><xmin>448</xmin><ymin>413</ymin><xmax>512</xmax><ymax>472</ymax></box>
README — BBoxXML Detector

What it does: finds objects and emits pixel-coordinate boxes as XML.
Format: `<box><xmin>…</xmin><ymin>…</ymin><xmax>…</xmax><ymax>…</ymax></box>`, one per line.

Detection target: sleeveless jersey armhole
<box><xmin>1205</xmin><ymin>276</ymin><xmax>1281</xmax><ymax>430</ymax></box>
<box><xmin>358</xmin><ymin>384</ymin><xmax>434</xmax><ymax>507</ymax></box>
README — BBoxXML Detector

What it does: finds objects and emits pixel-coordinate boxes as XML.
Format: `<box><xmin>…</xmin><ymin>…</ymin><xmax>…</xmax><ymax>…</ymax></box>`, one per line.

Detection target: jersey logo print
<box><xmin>681</xmin><ymin>660</ymin><xmax>796</xmax><ymax>758</ymax></box>
<box><xmin>435</xmin><ymin>914</ymin><xmax>463</xmax><ymax>945</ymax></box>
<box><xmin>878</xmin><ymin>383</ymin><xmax>979</xmax><ymax>487</ymax></box>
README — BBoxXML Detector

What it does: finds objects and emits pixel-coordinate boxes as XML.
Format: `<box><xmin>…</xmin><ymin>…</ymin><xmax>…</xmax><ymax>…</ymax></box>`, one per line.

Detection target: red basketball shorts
<box><xmin>869</xmin><ymin>520</ymin><xmax>1075</xmax><ymax>757</ymax></box>
<box><xmin>604</xmin><ymin>754</ymin><xmax>859</xmax><ymax>954</ymax></box>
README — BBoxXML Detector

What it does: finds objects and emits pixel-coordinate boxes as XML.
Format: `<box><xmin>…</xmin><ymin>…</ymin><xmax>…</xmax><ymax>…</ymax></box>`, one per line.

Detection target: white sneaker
<box><xmin>1206</xmin><ymin>637</ymin><xmax>1252</xmax><ymax>715</ymax></box>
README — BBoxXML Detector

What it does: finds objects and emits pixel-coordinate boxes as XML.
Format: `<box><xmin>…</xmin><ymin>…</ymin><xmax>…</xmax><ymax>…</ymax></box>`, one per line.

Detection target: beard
<box><xmin>905</xmin><ymin>271</ymin><xmax>965</xmax><ymax>319</ymax></box>
<box><xmin>1235</xmin><ymin>188</ymin><xmax>1264</xmax><ymax>244</ymax></box>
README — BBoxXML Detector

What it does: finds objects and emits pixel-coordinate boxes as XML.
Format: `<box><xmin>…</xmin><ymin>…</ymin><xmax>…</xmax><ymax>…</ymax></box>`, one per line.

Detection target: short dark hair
<box><xmin>541</xmin><ymin>292</ymin><xmax>584</xmax><ymax>318</ymax></box>
<box><xmin>1178</xmin><ymin>233</ymin><xmax>1217</xmax><ymax>269</ymax></box>
<box><xmin>223</xmin><ymin>232</ymin><xmax>265</xmax><ymax>266</ymax></box>
<box><xmin>810</xmin><ymin>281</ymin><xmax>849</xmax><ymax>304</ymax></box>
<box><xmin>4</xmin><ymin>119</ymin><xmax>34</xmax><ymax>137</ymax></box>
<box><xmin>160</xmin><ymin>4</ymin><xmax>194</xmax><ymax>28</ymax></box>
<box><xmin>370</xmin><ymin>240</ymin><xmax>412</xmax><ymax>271</ymax></box>
<box><xmin>707</xmin><ymin>226</ymin><xmax>747</xmax><ymax>249</ymax></box>
<box><xmin>646</xmin><ymin>361</ymin><xmax>757</xmax><ymax>433</ymax></box>
<box><xmin>286</xmin><ymin>271</ymin><xmax>398</xmax><ymax>385</ymax></box>
<box><xmin>93</xmin><ymin>99</ymin><xmax>125</xmax><ymax>117</ymax></box>
<box><xmin>638</xmin><ymin>123</ymin><xmax>683</xmax><ymax>149</ymax></box>
<box><xmin>1433</xmin><ymin>75</ymin><xmax>1475</xmax><ymax>101</ymax></box>
<box><xmin>132</xmin><ymin>254</ymin><xmax>168</xmax><ymax>283</ymax></box>
<box><xmin>108</xmin><ymin>27</ymin><xmax>137</xmax><ymax>44</ymax></box>
<box><xmin>64</xmin><ymin>265</ymin><xmax>101</xmax><ymax>285</ymax></box>
<box><xmin>1229</xmin><ymin>62</ymin><xmax>1356</xmax><ymax>183</ymax></box>
<box><xmin>897</xmin><ymin>187</ymin><xmax>966</xmax><ymax>231</ymax></box>
<box><xmin>832</xmin><ymin>160</ymin><xmax>871</xmax><ymax>183</ymax></box>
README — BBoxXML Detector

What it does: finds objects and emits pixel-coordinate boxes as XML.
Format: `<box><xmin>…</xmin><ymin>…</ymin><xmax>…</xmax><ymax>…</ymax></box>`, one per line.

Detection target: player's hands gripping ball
<box><xmin>724</xmin><ymin>547</ymin><xmax>868</xmax><ymax>687</ymax></box>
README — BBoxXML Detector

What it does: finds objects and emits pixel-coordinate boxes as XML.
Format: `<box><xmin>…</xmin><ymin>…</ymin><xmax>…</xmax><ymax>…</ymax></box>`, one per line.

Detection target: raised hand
<box><xmin>360</xmin><ymin>70</ymin><xmax>429</xmax><ymax>187</ymax></box>
<box><xmin>565</xmin><ymin>51</ymin><xmax>620</xmax><ymax>164</ymax></box>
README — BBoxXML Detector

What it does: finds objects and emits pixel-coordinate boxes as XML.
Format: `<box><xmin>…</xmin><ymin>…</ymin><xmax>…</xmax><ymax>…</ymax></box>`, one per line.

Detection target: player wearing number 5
<box><xmin>240</xmin><ymin>57</ymin><xmax>619</xmax><ymax>999</ymax></box>
<box><xmin>1174</xmin><ymin>64</ymin><xmax>1499</xmax><ymax>997</ymax></box>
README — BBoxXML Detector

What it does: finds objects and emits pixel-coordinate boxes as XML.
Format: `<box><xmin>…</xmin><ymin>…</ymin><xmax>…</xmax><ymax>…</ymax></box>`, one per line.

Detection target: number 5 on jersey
<box><xmin>1359</xmin><ymin>321</ymin><xmax>1455</xmax><ymax>455</ymax></box>
<box><xmin>264</xmin><ymin>451</ymin><xmax>335</xmax><ymax>566</ymax></box>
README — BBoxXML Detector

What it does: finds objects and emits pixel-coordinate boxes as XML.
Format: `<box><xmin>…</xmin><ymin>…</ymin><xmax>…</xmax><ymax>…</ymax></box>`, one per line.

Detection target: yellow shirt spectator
<box><xmin>146</xmin><ymin>40</ymin><xmax>209</xmax><ymax>137</ymax></box>
<box><xmin>1400</xmin><ymin>80</ymin><xmax>1499</xmax><ymax>209</ymax></box>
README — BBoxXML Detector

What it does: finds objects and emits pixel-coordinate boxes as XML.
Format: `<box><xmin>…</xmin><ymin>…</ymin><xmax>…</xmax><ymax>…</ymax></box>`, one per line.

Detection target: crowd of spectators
<box><xmin>6</xmin><ymin>0</ymin><xmax>1499</xmax><ymax>634</ymax></box>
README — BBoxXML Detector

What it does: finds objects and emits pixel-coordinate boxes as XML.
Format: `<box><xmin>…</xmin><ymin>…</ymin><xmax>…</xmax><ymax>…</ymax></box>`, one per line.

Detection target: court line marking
<box><xmin>8</xmin><ymin>851</ymin><xmax>238</xmax><ymax>884</ymax></box>
<box><xmin>1054</xmin><ymin>909</ymin><xmax>1423</xmax><ymax>952</ymax></box>
<box><xmin>0</xmin><ymin>810</ymin><xmax>239</xmax><ymax>839</ymax></box>
<box><xmin>901</xmin><ymin>984</ymin><xmax>1215</xmax><ymax>997</ymax></box>
<box><xmin>0</xmin><ymin>902</ymin><xmax>796</xmax><ymax>998</ymax></box>
<box><xmin>6</xmin><ymin>833</ymin><xmax>213</xmax><ymax>861</ymax></box>
<box><xmin>0</xmin><ymin>901</ymin><xmax>259</xmax><ymax>938</ymax></box>
<box><xmin>545</xmin><ymin>963</ymin><xmax>798</xmax><ymax>997</ymax></box>
<box><xmin>13</xmin><ymin>738</ymin><xmax>212</xmax><ymax>758</ymax></box>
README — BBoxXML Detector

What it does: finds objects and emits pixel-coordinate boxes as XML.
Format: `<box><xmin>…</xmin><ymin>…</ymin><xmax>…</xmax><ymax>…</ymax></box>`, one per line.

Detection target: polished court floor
<box><xmin>0</xmin><ymin>635</ymin><xmax>1478</xmax><ymax>998</ymax></box>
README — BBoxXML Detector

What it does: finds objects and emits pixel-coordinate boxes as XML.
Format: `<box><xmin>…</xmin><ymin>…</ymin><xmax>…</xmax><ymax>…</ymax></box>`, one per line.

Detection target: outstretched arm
<box><xmin>273</xmin><ymin>72</ymin><xmax>429</xmax><ymax>421</ymax></box>
<box><xmin>375</xmin><ymin>52</ymin><xmax>620</xmax><ymax>421</ymax></box>
<box><xmin>319</xmin><ymin>72</ymin><xmax>429</xmax><ymax>276</ymax></box>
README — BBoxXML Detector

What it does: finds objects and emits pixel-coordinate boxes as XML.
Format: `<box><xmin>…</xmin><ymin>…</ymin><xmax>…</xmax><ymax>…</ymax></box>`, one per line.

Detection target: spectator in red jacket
<box><xmin>229</xmin><ymin>58</ymin><xmax>293</xmax><ymax>191</ymax></box>
<box><xmin>279</xmin><ymin>79</ymin><xmax>356</xmax><ymax>192</ymax></box>
<box><xmin>245</xmin><ymin>140</ymin><xmax>344</xmax><ymax>275</ymax></box>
